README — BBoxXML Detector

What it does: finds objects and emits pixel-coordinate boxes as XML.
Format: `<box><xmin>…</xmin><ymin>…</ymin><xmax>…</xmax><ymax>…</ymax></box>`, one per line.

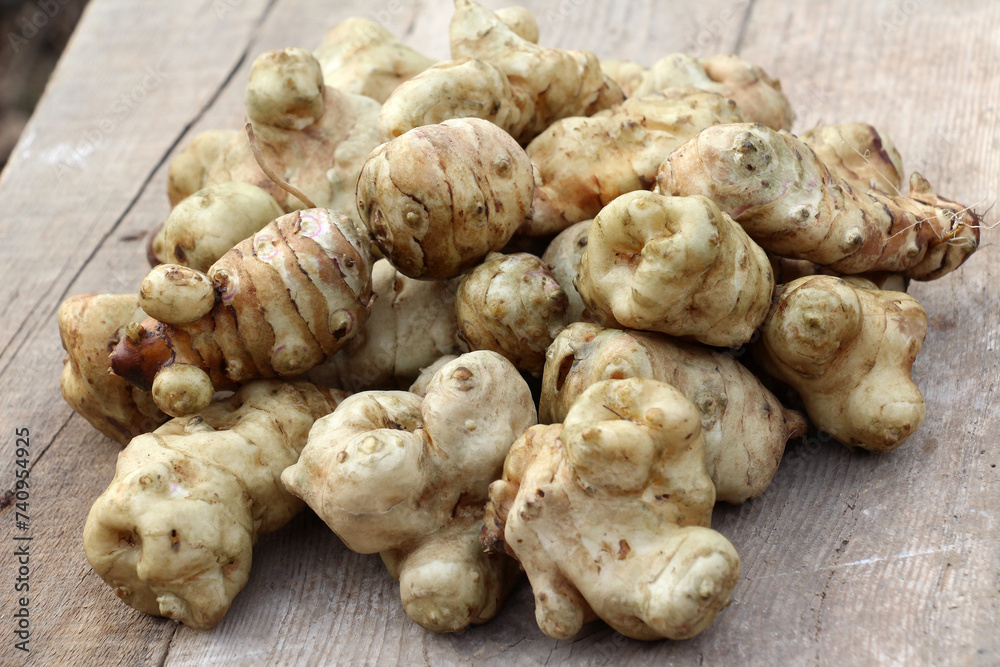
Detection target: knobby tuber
<box><xmin>167</xmin><ymin>129</ymin><xmax>238</xmax><ymax>207</ymax></box>
<box><xmin>205</xmin><ymin>48</ymin><xmax>381</xmax><ymax>225</ymax></box>
<box><xmin>150</xmin><ymin>182</ymin><xmax>284</xmax><ymax>271</ymax></box>
<box><xmin>84</xmin><ymin>381</ymin><xmax>346</xmax><ymax>629</ymax></box>
<box><xmin>356</xmin><ymin>117</ymin><xmax>534</xmax><ymax>279</ymax></box>
<box><xmin>448</xmin><ymin>0</ymin><xmax>623</xmax><ymax>143</ymax></box>
<box><xmin>753</xmin><ymin>275</ymin><xmax>927</xmax><ymax>451</ymax></box>
<box><xmin>632</xmin><ymin>53</ymin><xmax>795</xmax><ymax>131</ymax></box>
<box><xmin>282</xmin><ymin>352</ymin><xmax>536</xmax><ymax>632</ymax></box>
<box><xmin>800</xmin><ymin>122</ymin><xmax>904</xmax><ymax>195</ymax></box>
<box><xmin>455</xmin><ymin>252</ymin><xmax>568</xmax><ymax>376</ymax></box>
<box><xmin>522</xmin><ymin>88</ymin><xmax>743</xmax><ymax>236</ymax></box>
<box><xmin>111</xmin><ymin>208</ymin><xmax>373</xmax><ymax>417</ymax></box>
<box><xmin>309</xmin><ymin>259</ymin><xmax>465</xmax><ymax>392</ymax></box>
<box><xmin>577</xmin><ymin>191</ymin><xmax>774</xmax><ymax>348</ymax></box>
<box><xmin>486</xmin><ymin>378</ymin><xmax>740</xmax><ymax>640</ymax></box>
<box><xmin>540</xmin><ymin>323</ymin><xmax>806</xmax><ymax>503</ymax></box>
<box><xmin>58</xmin><ymin>294</ymin><xmax>166</xmax><ymax>444</ymax></box>
<box><xmin>314</xmin><ymin>18</ymin><xmax>435</xmax><ymax>103</ymax></box>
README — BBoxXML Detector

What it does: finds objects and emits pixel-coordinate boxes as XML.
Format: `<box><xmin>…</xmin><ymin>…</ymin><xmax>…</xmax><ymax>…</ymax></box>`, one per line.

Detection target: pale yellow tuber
<box><xmin>486</xmin><ymin>378</ymin><xmax>740</xmax><ymax>640</ymax></box>
<box><xmin>314</xmin><ymin>18</ymin><xmax>435</xmax><ymax>103</ymax></box>
<box><xmin>308</xmin><ymin>259</ymin><xmax>465</xmax><ymax>392</ymax></box>
<box><xmin>540</xmin><ymin>219</ymin><xmax>591</xmax><ymax>323</ymax></box>
<box><xmin>633</xmin><ymin>53</ymin><xmax>794</xmax><ymax>130</ymax></box>
<box><xmin>151</xmin><ymin>182</ymin><xmax>284</xmax><ymax>271</ymax></box>
<box><xmin>377</xmin><ymin>58</ymin><xmax>524</xmax><ymax>142</ymax></box>
<box><xmin>540</xmin><ymin>322</ymin><xmax>806</xmax><ymax>503</ymax></box>
<box><xmin>282</xmin><ymin>351</ymin><xmax>536</xmax><ymax>632</ymax></box>
<box><xmin>455</xmin><ymin>252</ymin><xmax>568</xmax><ymax>376</ymax></box>
<box><xmin>58</xmin><ymin>294</ymin><xmax>166</xmax><ymax>444</ymax></box>
<box><xmin>522</xmin><ymin>88</ymin><xmax>742</xmax><ymax>236</ymax></box>
<box><xmin>600</xmin><ymin>59</ymin><xmax>647</xmax><ymax>97</ymax></box>
<box><xmin>576</xmin><ymin>191</ymin><xmax>774</xmax><ymax>348</ymax></box>
<box><xmin>753</xmin><ymin>275</ymin><xmax>927</xmax><ymax>451</ymax></box>
<box><xmin>495</xmin><ymin>6</ymin><xmax>539</xmax><ymax>43</ymax></box>
<box><xmin>656</xmin><ymin>123</ymin><xmax>980</xmax><ymax>280</ymax></box>
<box><xmin>356</xmin><ymin>118</ymin><xmax>534</xmax><ymax>279</ymax></box>
<box><xmin>167</xmin><ymin>129</ymin><xmax>238</xmax><ymax>207</ymax></box>
<box><xmin>84</xmin><ymin>381</ymin><xmax>346</xmax><ymax>629</ymax></box>
<box><xmin>205</xmin><ymin>48</ymin><xmax>381</xmax><ymax>222</ymax></box>
<box><xmin>111</xmin><ymin>208</ymin><xmax>373</xmax><ymax>417</ymax></box>
<box><xmin>449</xmin><ymin>0</ymin><xmax>623</xmax><ymax>143</ymax></box>
<box><xmin>800</xmin><ymin>122</ymin><xmax>904</xmax><ymax>195</ymax></box>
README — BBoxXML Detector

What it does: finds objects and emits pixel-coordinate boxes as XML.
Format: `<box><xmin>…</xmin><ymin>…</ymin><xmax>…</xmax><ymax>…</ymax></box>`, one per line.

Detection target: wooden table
<box><xmin>1</xmin><ymin>0</ymin><xmax>997</xmax><ymax>664</ymax></box>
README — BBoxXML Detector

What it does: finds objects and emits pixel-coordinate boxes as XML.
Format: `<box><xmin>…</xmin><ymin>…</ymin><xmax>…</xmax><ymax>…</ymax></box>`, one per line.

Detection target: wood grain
<box><xmin>0</xmin><ymin>0</ymin><xmax>997</xmax><ymax>664</ymax></box>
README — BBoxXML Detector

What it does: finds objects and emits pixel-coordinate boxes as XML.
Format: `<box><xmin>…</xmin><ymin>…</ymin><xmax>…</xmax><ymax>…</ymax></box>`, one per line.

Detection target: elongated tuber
<box><xmin>523</xmin><ymin>88</ymin><xmax>742</xmax><ymax>236</ymax></box>
<box><xmin>58</xmin><ymin>294</ymin><xmax>166</xmax><ymax>444</ymax></box>
<box><xmin>84</xmin><ymin>381</ymin><xmax>346</xmax><ymax>629</ymax></box>
<box><xmin>282</xmin><ymin>352</ymin><xmax>536</xmax><ymax>632</ymax></box>
<box><xmin>111</xmin><ymin>208</ymin><xmax>373</xmax><ymax>417</ymax></box>
<box><xmin>753</xmin><ymin>275</ymin><xmax>927</xmax><ymax>451</ymax></box>
<box><xmin>632</xmin><ymin>53</ymin><xmax>794</xmax><ymax>130</ymax></box>
<box><xmin>356</xmin><ymin>118</ymin><xmax>534</xmax><ymax>279</ymax></box>
<box><xmin>488</xmin><ymin>378</ymin><xmax>740</xmax><ymax>640</ymax></box>
<box><xmin>656</xmin><ymin>123</ymin><xmax>980</xmax><ymax>280</ymax></box>
<box><xmin>800</xmin><ymin>122</ymin><xmax>904</xmax><ymax>195</ymax></box>
<box><xmin>540</xmin><ymin>322</ymin><xmax>806</xmax><ymax>503</ymax></box>
<box><xmin>577</xmin><ymin>191</ymin><xmax>773</xmax><ymax>348</ymax></box>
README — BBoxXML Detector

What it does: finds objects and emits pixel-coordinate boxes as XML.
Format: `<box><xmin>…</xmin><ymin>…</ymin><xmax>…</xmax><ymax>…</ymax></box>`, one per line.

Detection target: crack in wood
<box><xmin>732</xmin><ymin>0</ymin><xmax>758</xmax><ymax>55</ymax></box>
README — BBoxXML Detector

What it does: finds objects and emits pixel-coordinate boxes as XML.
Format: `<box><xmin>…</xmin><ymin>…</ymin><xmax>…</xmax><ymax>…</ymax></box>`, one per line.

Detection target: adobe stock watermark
<box><xmin>683</xmin><ymin>0</ymin><xmax>752</xmax><ymax>54</ymax></box>
<box><xmin>539</xmin><ymin>0</ymin><xmax>588</xmax><ymax>26</ymax></box>
<box><xmin>880</xmin><ymin>0</ymin><xmax>922</xmax><ymax>34</ymax></box>
<box><xmin>51</xmin><ymin>62</ymin><xmax>168</xmax><ymax>182</ymax></box>
<box><xmin>5</xmin><ymin>0</ymin><xmax>74</xmax><ymax>55</ymax></box>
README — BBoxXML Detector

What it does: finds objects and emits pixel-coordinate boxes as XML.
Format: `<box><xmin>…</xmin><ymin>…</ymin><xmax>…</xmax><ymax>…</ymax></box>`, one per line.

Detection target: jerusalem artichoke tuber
<box><xmin>150</xmin><ymin>182</ymin><xmax>284</xmax><ymax>271</ymax></box>
<box><xmin>522</xmin><ymin>88</ymin><xmax>743</xmax><ymax>236</ymax></box>
<box><xmin>356</xmin><ymin>118</ymin><xmax>534</xmax><ymax>279</ymax></box>
<box><xmin>656</xmin><ymin>123</ymin><xmax>980</xmax><ymax>280</ymax></box>
<box><xmin>448</xmin><ymin>0</ymin><xmax>623</xmax><ymax>143</ymax></box>
<box><xmin>800</xmin><ymin>122</ymin><xmax>905</xmax><ymax>195</ymax></box>
<box><xmin>282</xmin><ymin>351</ymin><xmax>536</xmax><ymax>632</ymax></box>
<box><xmin>111</xmin><ymin>208</ymin><xmax>373</xmax><ymax>417</ymax></box>
<box><xmin>576</xmin><ymin>191</ymin><xmax>774</xmax><ymax>348</ymax></box>
<box><xmin>84</xmin><ymin>381</ymin><xmax>346</xmax><ymax>629</ymax></box>
<box><xmin>455</xmin><ymin>252</ymin><xmax>568</xmax><ymax>376</ymax></box>
<box><xmin>58</xmin><ymin>294</ymin><xmax>166</xmax><ymax>444</ymax></box>
<box><xmin>632</xmin><ymin>53</ymin><xmax>794</xmax><ymax>131</ymax></box>
<box><xmin>167</xmin><ymin>129</ymin><xmax>238</xmax><ymax>207</ymax></box>
<box><xmin>487</xmin><ymin>378</ymin><xmax>741</xmax><ymax>640</ymax></box>
<box><xmin>540</xmin><ymin>219</ymin><xmax>591</xmax><ymax>323</ymax></box>
<box><xmin>205</xmin><ymin>48</ymin><xmax>381</xmax><ymax>224</ymax></box>
<box><xmin>540</xmin><ymin>322</ymin><xmax>806</xmax><ymax>503</ymax></box>
<box><xmin>313</xmin><ymin>18</ymin><xmax>435</xmax><ymax>103</ymax></box>
<box><xmin>308</xmin><ymin>259</ymin><xmax>465</xmax><ymax>392</ymax></box>
<box><xmin>753</xmin><ymin>275</ymin><xmax>927</xmax><ymax>451</ymax></box>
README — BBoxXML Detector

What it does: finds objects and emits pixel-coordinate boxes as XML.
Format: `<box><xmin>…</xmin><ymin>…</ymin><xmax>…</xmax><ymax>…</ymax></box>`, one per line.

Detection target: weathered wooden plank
<box><xmin>719</xmin><ymin>0</ymin><xmax>1000</xmax><ymax>664</ymax></box>
<box><xmin>0</xmin><ymin>0</ymin><xmax>281</xmax><ymax>663</ymax></box>
<box><xmin>1</xmin><ymin>0</ymin><xmax>997</xmax><ymax>665</ymax></box>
